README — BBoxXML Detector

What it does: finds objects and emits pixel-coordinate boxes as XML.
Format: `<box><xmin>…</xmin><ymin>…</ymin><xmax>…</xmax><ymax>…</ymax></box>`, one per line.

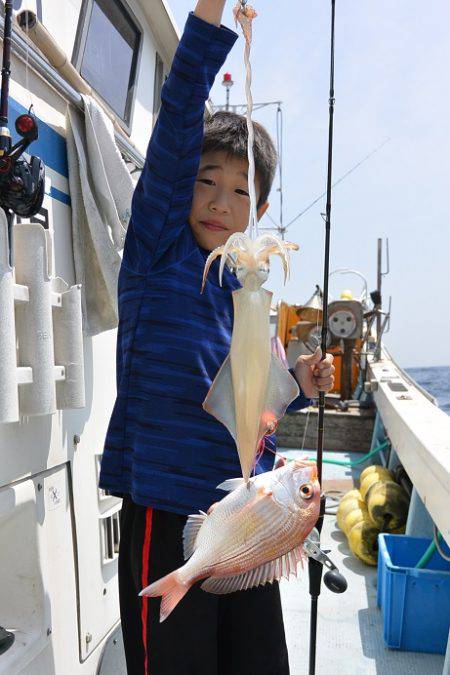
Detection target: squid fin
<box><xmin>258</xmin><ymin>355</ymin><xmax>300</xmax><ymax>439</ymax></box>
<box><xmin>201</xmin><ymin>545</ymin><xmax>304</xmax><ymax>595</ymax></box>
<box><xmin>182</xmin><ymin>512</ymin><xmax>207</xmax><ymax>560</ymax></box>
<box><xmin>203</xmin><ymin>355</ymin><xmax>236</xmax><ymax>440</ymax></box>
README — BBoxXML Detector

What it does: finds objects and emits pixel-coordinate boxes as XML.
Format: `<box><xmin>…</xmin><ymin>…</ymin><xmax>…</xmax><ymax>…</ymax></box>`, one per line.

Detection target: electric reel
<box><xmin>0</xmin><ymin>0</ymin><xmax>45</xmax><ymax>225</ymax></box>
<box><xmin>0</xmin><ymin>107</ymin><xmax>45</xmax><ymax>218</ymax></box>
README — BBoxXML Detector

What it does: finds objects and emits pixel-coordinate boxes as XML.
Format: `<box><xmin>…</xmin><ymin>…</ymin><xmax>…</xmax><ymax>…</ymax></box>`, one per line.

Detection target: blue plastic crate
<box><xmin>377</xmin><ymin>533</ymin><xmax>450</xmax><ymax>654</ymax></box>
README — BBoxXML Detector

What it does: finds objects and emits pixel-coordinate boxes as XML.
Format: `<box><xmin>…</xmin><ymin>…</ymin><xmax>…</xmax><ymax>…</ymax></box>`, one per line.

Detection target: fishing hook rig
<box><xmin>232</xmin><ymin>1</ymin><xmax>347</xmax><ymax>643</ymax></box>
<box><xmin>0</xmin><ymin>1</ymin><xmax>45</xmax><ymax>261</ymax></box>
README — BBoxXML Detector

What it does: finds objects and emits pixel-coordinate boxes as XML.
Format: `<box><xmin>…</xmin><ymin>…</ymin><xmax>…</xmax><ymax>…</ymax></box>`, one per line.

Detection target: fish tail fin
<box><xmin>139</xmin><ymin>570</ymin><xmax>190</xmax><ymax>622</ymax></box>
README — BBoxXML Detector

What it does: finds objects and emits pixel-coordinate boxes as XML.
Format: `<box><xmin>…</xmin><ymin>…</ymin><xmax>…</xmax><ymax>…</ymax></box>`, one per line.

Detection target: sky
<box><xmin>168</xmin><ymin>0</ymin><xmax>450</xmax><ymax>368</ymax></box>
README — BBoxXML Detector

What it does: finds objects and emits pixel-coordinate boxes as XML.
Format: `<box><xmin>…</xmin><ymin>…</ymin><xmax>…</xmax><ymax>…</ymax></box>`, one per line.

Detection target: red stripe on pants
<box><xmin>141</xmin><ymin>507</ymin><xmax>153</xmax><ymax>675</ymax></box>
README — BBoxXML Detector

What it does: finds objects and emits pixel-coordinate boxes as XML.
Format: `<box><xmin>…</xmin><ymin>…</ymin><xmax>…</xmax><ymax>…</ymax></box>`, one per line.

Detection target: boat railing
<box><xmin>368</xmin><ymin>348</ymin><xmax>450</xmax><ymax>547</ymax></box>
<box><xmin>381</xmin><ymin>343</ymin><xmax>437</xmax><ymax>405</ymax></box>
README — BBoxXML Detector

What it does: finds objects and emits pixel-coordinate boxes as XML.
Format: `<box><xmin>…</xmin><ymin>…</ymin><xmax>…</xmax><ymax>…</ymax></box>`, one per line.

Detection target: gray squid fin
<box><xmin>258</xmin><ymin>355</ymin><xmax>300</xmax><ymax>438</ymax></box>
<box><xmin>204</xmin><ymin>353</ymin><xmax>299</xmax><ymax>452</ymax></box>
<box><xmin>203</xmin><ymin>355</ymin><xmax>236</xmax><ymax>440</ymax></box>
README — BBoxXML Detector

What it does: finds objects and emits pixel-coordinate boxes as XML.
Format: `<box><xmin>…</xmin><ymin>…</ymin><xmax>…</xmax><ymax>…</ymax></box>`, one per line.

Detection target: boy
<box><xmin>99</xmin><ymin>1</ymin><xmax>335</xmax><ymax>673</ymax></box>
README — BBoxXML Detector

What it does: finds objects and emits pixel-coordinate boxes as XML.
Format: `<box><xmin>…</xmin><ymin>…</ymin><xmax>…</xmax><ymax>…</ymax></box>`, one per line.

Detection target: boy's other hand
<box><xmin>294</xmin><ymin>347</ymin><xmax>335</xmax><ymax>399</ymax></box>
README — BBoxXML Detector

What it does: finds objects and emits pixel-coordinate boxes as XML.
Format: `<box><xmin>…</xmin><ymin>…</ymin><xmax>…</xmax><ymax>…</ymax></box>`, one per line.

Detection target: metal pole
<box><xmin>308</xmin><ymin>1</ymin><xmax>336</xmax><ymax>672</ymax></box>
<box><xmin>376</xmin><ymin>238</ymin><xmax>382</xmax><ymax>342</ymax></box>
<box><xmin>0</xmin><ymin>0</ymin><xmax>13</xmax><ymax>127</ymax></box>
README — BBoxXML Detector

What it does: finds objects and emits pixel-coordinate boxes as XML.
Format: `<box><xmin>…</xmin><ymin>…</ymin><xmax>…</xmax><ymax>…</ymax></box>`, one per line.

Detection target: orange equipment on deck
<box><xmin>277</xmin><ymin>298</ymin><xmax>361</xmax><ymax>397</ymax></box>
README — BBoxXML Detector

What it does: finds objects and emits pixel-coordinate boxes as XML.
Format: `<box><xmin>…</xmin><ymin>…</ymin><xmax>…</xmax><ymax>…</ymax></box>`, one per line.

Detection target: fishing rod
<box><xmin>0</xmin><ymin>0</ymin><xmax>45</xmax><ymax>260</ymax></box>
<box><xmin>307</xmin><ymin>2</ymin><xmax>347</xmax><ymax>673</ymax></box>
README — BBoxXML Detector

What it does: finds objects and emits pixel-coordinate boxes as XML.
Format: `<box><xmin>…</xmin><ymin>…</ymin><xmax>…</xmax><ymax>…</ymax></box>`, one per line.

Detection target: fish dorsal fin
<box><xmin>216</xmin><ymin>478</ymin><xmax>246</xmax><ymax>492</ymax></box>
<box><xmin>200</xmin><ymin>545</ymin><xmax>305</xmax><ymax>595</ymax></box>
<box><xmin>182</xmin><ymin>512</ymin><xmax>207</xmax><ymax>561</ymax></box>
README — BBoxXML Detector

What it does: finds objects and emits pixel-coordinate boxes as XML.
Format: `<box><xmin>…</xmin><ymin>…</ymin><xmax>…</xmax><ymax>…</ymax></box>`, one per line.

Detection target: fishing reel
<box><xmin>0</xmin><ymin>626</ymin><xmax>14</xmax><ymax>655</ymax></box>
<box><xmin>0</xmin><ymin>107</ymin><xmax>45</xmax><ymax>218</ymax></box>
<box><xmin>304</xmin><ymin>528</ymin><xmax>347</xmax><ymax>593</ymax></box>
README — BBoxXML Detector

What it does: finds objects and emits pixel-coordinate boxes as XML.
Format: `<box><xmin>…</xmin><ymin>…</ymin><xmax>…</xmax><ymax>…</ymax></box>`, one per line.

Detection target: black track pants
<box><xmin>118</xmin><ymin>494</ymin><xmax>290</xmax><ymax>675</ymax></box>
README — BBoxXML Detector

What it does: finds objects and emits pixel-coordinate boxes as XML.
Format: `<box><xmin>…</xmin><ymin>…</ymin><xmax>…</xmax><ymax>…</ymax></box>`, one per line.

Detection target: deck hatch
<box><xmin>388</xmin><ymin>381</ymin><xmax>408</xmax><ymax>392</ymax></box>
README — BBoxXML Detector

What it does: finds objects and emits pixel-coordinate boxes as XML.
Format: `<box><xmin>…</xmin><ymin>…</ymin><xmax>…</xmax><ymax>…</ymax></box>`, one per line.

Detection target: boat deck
<box><xmin>280</xmin><ymin>449</ymin><xmax>446</xmax><ymax>675</ymax></box>
<box><xmin>105</xmin><ymin>449</ymin><xmax>447</xmax><ymax>674</ymax></box>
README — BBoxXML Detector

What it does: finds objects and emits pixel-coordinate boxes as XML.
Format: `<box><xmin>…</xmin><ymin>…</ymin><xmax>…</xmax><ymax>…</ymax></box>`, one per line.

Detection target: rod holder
<box><xmin>52</xmin><ymin>277</ymin><xmax>85</xmax><ymax>409</ymax></box>
<box><xmin>14</xmin><ymin>223</ymin><xmax>56</xmax><ymax>416</ymax></box>
<box><xmin>0</xmin><ymin>211</ymin><xmax>18</xmax><ymax>422</ymax></box>
<box><xmin>0</xmin><ymin>220</ymin><xmax>86</xmax><ymax>422</ymax></box>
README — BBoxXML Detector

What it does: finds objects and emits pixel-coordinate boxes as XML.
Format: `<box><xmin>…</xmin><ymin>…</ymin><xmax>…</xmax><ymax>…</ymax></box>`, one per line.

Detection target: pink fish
<box><xmin>140</xmin><ymin>460</ymin><xmax>320</xmax><ymax>622</ymax></box>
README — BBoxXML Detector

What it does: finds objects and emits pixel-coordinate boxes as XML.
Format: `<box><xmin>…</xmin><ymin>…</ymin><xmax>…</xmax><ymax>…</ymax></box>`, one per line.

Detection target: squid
<box><xmin>201</xmin><ymin>232</ymin><xmax>300</xmax><ymax>483</ymax></box>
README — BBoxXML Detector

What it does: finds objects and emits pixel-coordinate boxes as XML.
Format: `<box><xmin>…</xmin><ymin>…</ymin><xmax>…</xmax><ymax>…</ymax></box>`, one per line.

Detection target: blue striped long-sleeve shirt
<box><xmin>99</xmin><ymin>12</ymin><xmax>311</xmax><ymax>515</ymax></box>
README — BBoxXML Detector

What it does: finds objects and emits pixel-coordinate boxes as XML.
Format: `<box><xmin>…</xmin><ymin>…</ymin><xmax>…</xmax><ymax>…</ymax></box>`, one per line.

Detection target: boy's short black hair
<box><xmin>202</xmin><ymin>111</ymin><xmax>277</xmax><ymax>209</ymax></box>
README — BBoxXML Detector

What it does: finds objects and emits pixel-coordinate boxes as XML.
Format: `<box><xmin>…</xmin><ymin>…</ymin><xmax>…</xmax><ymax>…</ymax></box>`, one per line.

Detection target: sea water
<box><xmin>406</xmin><ymin>365</ymin><xmax>450</xmax><ymax>415</ymax></box>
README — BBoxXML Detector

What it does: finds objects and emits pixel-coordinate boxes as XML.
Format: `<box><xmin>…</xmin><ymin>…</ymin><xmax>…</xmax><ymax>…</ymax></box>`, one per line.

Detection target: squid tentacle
<box><xmin>254</xmin><ymin>237</ymin><xmax>299</xmax><ymax>284</ymax></box>
<box><xmin>202</xmin><ymin>233</ymin><xmax>299</xmax><ymax>291</ymax></box>
<box><xmin>218</xmin><ymin>233</ymin><xmax>252</xmax><ymax>286</ymax></box>
<box><xmin>201</xmin><ymin>246</ymin><xmax>225</xmax><ymax>293</ymax></box>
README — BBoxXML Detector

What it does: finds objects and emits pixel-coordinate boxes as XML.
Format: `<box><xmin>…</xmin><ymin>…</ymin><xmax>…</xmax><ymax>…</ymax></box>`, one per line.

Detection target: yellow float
<box><xmin>347</xmin><ymin>520</ymin><xmax>379</xmax><ymax>566</ymax></box>
<box><xmin>360</xmin><ymin>467</ymin><xmax>393</xmax><ymax>500</ymax></box>
<box><xmin>365</xmin><ymin>480</ymin><xmax>409</xmax><ymax>531</ymax></box>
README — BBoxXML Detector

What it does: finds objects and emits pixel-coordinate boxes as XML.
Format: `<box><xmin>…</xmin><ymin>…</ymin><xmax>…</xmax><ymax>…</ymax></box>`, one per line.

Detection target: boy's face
<box><xmin>189</xmin><ymin>150</ymin><xmax>269</xmax><ymax>251</ymax></box>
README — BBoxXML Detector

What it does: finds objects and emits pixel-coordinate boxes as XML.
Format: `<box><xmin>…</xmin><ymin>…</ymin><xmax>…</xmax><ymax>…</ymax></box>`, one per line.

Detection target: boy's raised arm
<box><xmin>194</xmin><ymin>0</ymin><xmax>227</xmax><ymax>26</ymax></box>
<box><xmin>123</xmin><ymin>3</ymin><xmax>238</xmax><ymax>274</ymax></box>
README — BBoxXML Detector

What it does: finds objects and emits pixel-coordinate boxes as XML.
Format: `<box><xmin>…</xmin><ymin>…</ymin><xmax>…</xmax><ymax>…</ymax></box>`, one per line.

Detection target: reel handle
<box><xmin>324</xmin><ymin>568</ymin><xmax>348</xmax><ymax>594</ymax></box>
<box><xmin>304</xmin><ymin>528</ymin><xmax>348</xmax><ymax>594</ymax></box>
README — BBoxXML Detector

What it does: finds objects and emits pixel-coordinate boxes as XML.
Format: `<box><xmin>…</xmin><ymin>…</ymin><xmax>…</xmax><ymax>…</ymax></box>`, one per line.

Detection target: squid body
<box><xmin>202</xmin><ymin>232</ymin><xmax>300</xmax><ymax>482</ymax></box>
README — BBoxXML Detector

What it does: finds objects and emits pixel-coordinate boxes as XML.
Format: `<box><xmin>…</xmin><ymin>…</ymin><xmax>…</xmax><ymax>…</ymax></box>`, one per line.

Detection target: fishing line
<box><xmin>285</xmin><ymin>137</ymin><xmax>391</xmax><ymax>232</ymax></box>
<box><xmin>276</xmin><ymin>103</ymin><xmax>284</xmax><ymax>236</ymax></box>
<box><xmin>300</xmin><ymin>305</ymin><xmax>322</xmax><ymax>453</ymax></box>
<box><xmin>22</xmin><ymin>11</ymin><xmax>34</xmax><ymax>111</ymax></box>
<box><xmin>262</xmin><ymin>138</ymin><xmax>390</xmax><ymax>238</ymax></box>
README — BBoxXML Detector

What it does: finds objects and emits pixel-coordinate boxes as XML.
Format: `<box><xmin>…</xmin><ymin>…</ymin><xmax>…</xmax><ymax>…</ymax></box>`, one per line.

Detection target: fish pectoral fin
<box><xmin>203</xmin><ymin>355</ymin><xmax>236</xmax><ymax>441</ymax></box>
<box><xmin>182</xmin><ymin>512</ymin><xmax>207</xmax><ymax>561</ymax></box>
<box><xmin>216</xmin><ymin>477</ymin><xmax>246</xmax><ymax>492</ymax></box>
<box><xmin>201</xmin><ymin>545</ymin><xmax>305</xmax><ymax>595</ymax></box>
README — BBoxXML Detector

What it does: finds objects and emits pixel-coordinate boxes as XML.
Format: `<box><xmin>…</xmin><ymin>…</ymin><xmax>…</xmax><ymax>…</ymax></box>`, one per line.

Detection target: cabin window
<box><xmin>73</xmin><ymin>0</ymin><xmax>141</xmax><ymax>126</ymax></box>
<box><xmin>153</xmin><ymin>52</ymin><xmax>164</xmax><ymax>125</ymax></box>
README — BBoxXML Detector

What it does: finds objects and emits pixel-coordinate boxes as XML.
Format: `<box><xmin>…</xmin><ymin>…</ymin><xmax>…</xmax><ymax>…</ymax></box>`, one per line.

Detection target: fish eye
<box><xmin>300</xmin><ymin>483</ymin><xmax>314</xmax><ymax>499</ymax></box>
